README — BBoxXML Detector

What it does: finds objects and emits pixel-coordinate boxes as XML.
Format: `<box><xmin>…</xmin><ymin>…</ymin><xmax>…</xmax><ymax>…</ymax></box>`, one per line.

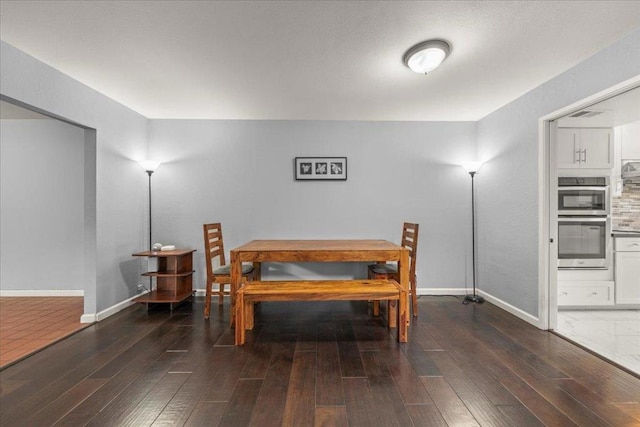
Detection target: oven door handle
<box><xmin>558</xmin><ymin>186</ymin><xmax>608</xmax><ymax>191</ymax></box>
<box><xmin>558</xmin><ymin>217</ymin><xmax>607</xmax><ymax>223</ymax></box>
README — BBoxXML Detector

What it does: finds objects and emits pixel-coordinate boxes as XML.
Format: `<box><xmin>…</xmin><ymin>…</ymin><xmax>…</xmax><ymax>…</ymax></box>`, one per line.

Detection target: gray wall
<box><xmin>1</xmin><ymin>119</ymin><xmax>85</xmax><ymax>291</ymax></box>
<box><xmin>1</xmin><ymin>41</ymin><xmax>149</xmax><ymax>314</ymax></box>
<box><xmin>476</xmin><ymin>27</ymin><xmax>640</xmax><ymax>317</ymax></box>
<box><xmin>149</xmin><ymin>120</ymin><xmax>477</xmax><ymax>291</ymax></box>
<box><xmin>2</xmin><ymin>24</ymin><xmax>639</xmax><ymax>321</ymax></box>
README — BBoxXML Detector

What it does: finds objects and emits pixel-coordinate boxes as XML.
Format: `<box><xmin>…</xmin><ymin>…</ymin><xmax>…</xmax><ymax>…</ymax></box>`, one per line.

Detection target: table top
<box><xmin>230</xmin><ymin>239</ymin><xmax>405</xmax><ymax>262</ymax></box>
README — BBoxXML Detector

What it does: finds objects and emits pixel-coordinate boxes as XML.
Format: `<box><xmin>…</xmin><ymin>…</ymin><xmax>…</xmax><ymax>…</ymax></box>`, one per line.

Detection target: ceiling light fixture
<box><xmin>403</xmin><ymin>39</ymin><xmax>451</xmax><ymax>74</ymax></box>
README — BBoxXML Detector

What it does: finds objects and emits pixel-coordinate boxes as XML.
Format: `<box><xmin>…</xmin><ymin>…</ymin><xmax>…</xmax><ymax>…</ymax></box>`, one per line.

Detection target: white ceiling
<box><xmin>1</xmin><ymin>1</ymin><xmax>639</xmax><ymax>121</ymax></box>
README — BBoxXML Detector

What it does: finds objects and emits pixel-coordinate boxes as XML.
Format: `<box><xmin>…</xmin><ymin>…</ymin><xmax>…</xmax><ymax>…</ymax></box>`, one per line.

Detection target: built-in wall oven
<box><xmin>558</xmin><ymin>216</ymin><xmax>611</xmax><ymax>268</ymax></box>
<box><xmin>558</xmin><ymin>176</ymin><xmax>611</xmax><ymax>269</ymax></box>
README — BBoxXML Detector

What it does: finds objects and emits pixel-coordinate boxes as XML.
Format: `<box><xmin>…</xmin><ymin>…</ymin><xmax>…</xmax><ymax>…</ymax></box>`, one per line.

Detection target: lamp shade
<box><xmin>139</xmin><ymin>159</ymin><xmax>161</xmax><ymax>172</ymax></box>
<box><xmin>461</xmin><ymin>161</ymin><xmax>483</xmax><ymax>174</ymax></box>
<box><xmin>404</xmin><ymin>40</ymin><xmax>451</xmax><ymax>74</ymax></box>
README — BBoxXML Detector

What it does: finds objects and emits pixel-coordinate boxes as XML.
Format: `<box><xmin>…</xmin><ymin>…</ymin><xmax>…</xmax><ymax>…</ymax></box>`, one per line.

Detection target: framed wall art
<box><xmin>294</xmin><ymin>157</ymin><xmax>347</xmax><ymax>181</ymax></box>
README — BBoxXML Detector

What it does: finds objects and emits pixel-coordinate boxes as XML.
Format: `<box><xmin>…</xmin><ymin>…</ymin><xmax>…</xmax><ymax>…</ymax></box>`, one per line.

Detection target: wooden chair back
<box><xmin>401</xmin><ymin>222</ymin><xmax>419</xmax><ymax>285</ymax></box>
<box><xmin>203</xmin><ymin>222</ymin><xmax>226</xmax><ymax>277</ymax></box>
<box><xmin>369</xmin><ymin>222</ymin><xmax>420</xmax><ymax>317</ymax></box>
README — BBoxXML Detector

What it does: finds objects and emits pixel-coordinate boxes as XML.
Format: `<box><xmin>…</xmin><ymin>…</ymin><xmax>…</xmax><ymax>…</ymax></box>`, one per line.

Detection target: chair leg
<box><xmin>218</xmin><ymin>283</ymin><xmax>225</xmax><ymax>305</ymax></box>
<box><xmin>204</xmin><ymin>281</ymin><xmax>213</xmax><ymax>319</ymax></box>
<box><xmin>411</xmin><ymin>279</ymin><xmax>418</xmax><ymax>317</ymax></box>
<box><xmin>369</xmin><ymin>270</ymin><xmax>382</xmax><ymax>316</ymax></box>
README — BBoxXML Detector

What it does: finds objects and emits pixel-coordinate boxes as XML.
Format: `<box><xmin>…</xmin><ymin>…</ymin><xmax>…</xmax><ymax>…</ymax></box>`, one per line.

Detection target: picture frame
<box><xmin>294</xmin><ymin>157</ymin><xmax>347</xmax><ymax>181</ymax></box>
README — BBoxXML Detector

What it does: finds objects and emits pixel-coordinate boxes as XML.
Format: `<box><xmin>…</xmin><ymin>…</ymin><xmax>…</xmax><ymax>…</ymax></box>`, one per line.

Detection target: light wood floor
<box><xmin>1</xmin><ymin>296</ymin><xmax>639</xmax><ymax>426</ymax></box>
<box><xmin>0</xmin><ymin>297</ymin><xmax>87</xmax><ymax>368</ymax></box>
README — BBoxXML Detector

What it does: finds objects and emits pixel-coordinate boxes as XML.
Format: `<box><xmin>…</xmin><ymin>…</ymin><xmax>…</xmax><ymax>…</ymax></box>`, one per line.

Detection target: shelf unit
<box><xmin>132</xmin><ymin>249</ymin><xmax>196</xmax><ymax>309</ymax></box>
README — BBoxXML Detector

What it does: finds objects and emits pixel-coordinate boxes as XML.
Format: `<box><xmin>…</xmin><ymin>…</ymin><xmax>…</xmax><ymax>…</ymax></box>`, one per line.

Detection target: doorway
<box><xmin>0</xmin><ymin>97</ymin><xmax>97</xmax><ymax>354</ymax></box>
<box><xmin>542</xmin><ymin>79</ymin><xmax>640</xmax><ymax>375</ymax></box>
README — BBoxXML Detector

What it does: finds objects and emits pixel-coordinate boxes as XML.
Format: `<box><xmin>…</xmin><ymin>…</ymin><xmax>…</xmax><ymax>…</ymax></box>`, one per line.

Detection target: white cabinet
<box><xmin>615</xmin><ymin>237</ymin><xmax>640</xmax><ymax>304</ymax></box>
<box><xmin>558</xmin><ymin>281</ymin><xmax>614</xmax><ymax>306</ymax></box>
<box><xmin>621</xmin><ymin>122</ymin><xmax>640</xmax><ymax>159</ymax></box>
<box><xmin>557</xmin><ymin>128</ymin><xmax>613</xmax><ymax>169</ymax></box>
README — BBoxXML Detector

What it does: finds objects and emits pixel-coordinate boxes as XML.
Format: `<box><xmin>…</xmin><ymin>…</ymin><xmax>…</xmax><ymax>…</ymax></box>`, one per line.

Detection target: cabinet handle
<box><xmin>561</xmin><ymin>292</ymin><xmax>568</xmax><ymax>296</ymax></box>
<box><xmin>582</xmin><ymin>149</ymin><xmax>587</xmax><ymax>163</ymax></box>
<box><xmin>631</xmin><ymin>243</ymin><xmax>640</xmax><ymax>247</ymax></box>
<box><xmin>592</xmin><ymin>292</ymin><xmax>598</xmax><ymax>295</ymax></box>
<box><xmin>575</xmin><ymin>148</ymin><xmax>581</xmax><ymax>163</ymax></box>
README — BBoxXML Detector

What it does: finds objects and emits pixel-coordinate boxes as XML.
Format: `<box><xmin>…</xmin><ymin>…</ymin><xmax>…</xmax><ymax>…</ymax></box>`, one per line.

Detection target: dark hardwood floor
<box><xmin>1</xmin><ymin>296</ymin><xmax>639</xmax><ymax>426</ymax></box>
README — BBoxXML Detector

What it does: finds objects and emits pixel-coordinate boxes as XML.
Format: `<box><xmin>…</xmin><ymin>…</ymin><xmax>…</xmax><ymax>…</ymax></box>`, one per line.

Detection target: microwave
<box><xmin>558</xmin><ymin>176</ymin><xmax>609</xmax><ymax>216</ymax></box>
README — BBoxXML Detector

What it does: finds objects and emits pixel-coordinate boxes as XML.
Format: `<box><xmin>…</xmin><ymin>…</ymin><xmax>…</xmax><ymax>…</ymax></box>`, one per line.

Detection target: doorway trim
<box><xmin>0</xmin><ymin>94</ymin><xmax>98</xmax><ymax>321</ymax></box>
<box><xmin>538</xmin><ymin>74</ymin><xmax>640</xmax><ymax>330</ymax></box>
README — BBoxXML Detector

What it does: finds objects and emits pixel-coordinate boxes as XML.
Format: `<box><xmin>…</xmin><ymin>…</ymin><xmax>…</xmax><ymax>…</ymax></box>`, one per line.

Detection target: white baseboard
<box><xmin>417</xmin><ymin>287</ymin><xmax>467</xmax><ymax>296</ymax></box>
<box><xmin>80</xmin><ymin>291</ymin><xmax>149</xmax><ymax>323</ymax></box>
<box><xmin>0</xmin><ymin>289</ymin><xmax>84</xmax><ymax>297</ymax></box>
<box><xmin>478</xmin><ymin>289</ymin><xmax>540</xmax><ymax>327</ymax></box>
<box><xmin>416</xmin><ymin>287</ymin><xmax>540</xmax><ymax>328</ymax></box>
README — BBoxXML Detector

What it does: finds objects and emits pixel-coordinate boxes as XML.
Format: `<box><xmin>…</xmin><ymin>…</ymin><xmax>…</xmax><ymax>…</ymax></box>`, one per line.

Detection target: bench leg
<box><xmin>245</xmin><ymin>300</ymin><xmax>254</xmax><ymax>330</ymax></box>
<box><xmin>235</xmin><ymin>291</ymin><xmax>245</xmax><ymax>345</ymax></box>
<box><xmin>388</xmin><ymin>300</ymin><xmax>397</xmax><ymax>328</ymax></box>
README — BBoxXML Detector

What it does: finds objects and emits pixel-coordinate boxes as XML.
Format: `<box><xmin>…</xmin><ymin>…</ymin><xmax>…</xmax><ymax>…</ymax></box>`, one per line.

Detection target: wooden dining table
<box><xmin>229</xmin><ymin>239</ymin><xmax>410</xmax><ymax>329</ymax></box>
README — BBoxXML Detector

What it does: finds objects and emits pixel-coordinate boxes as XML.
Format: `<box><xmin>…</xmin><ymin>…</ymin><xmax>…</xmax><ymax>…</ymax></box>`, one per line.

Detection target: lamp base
<box><xmin>464</xmin><ymin>294</ymin><xmax>485</xmax><ymax>304</ymax></box>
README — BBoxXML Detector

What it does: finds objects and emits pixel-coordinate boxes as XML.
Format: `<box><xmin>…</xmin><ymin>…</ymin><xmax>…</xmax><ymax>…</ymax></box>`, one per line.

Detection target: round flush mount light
<box><xmin>403</xmin><ymin>39</ymin><xmax>451</xmax><ymax>74</ymax></box>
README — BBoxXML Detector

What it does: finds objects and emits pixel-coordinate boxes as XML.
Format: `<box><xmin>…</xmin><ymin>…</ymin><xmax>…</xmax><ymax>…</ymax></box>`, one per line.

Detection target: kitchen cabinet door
<box><xmin>615</xmin><ymin>251</ymin><xmax>640</xmax><ymax>304</ymax></box>
<box><xmin>557</xmin><ymin>128</ymin><xmax>580</xmax><ymax>169</ymax></box>
<box><xmin>556</xmin><ymin>128</ymin><xmax>613</xmax><ymax>169</ymax></box>
<box><xmin>621</xmin><ymin>122</ymin><xmax>640</xmax><ymax>159</ymax></box>
<box><xmin>580</xmin><ymin>129</ymin><xmax>612</xmax><ymax>168</ymax></box>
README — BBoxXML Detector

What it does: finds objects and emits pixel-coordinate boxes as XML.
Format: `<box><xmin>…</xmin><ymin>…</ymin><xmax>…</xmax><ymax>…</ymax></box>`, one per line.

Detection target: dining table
<box><xmin>229</xmin><ymin>239</ymin><xmax>410</xmax><ymax>329</ymax></box>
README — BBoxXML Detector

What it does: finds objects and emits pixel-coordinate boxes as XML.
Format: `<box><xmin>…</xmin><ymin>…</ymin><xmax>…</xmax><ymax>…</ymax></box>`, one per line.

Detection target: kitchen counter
<box><xmin>612</xmin><ymin>230</ymin><xmax>640</xmax><ymax>237</ymax></box>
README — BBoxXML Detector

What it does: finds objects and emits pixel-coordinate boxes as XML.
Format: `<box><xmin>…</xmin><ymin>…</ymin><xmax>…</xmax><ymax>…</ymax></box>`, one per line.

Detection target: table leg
<box><xmin>230</xmin><ymin>251</ymin><xmax>241</xmax><ymax>328</ymax></box>
<box><xmin>235</xmin><ymin>290</ymin><xmax>245</xmax><ymax>345</ymax></box>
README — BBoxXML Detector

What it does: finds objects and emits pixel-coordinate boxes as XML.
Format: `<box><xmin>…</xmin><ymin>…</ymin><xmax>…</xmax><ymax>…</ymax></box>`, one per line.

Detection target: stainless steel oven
<box><xmin>558</xmin><ymin>216</ymin><xmax>611</xmax><ymax>269</ymax></box>
<box><xmin>558</xmin><ymin>176</ymin><xmax>609</xmax><ymax>215</ymax></box>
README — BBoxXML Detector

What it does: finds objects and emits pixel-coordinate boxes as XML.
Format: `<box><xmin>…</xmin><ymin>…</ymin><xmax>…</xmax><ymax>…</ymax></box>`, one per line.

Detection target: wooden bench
<box><xmin>235</xmin><ymin>279</ymin><xmax>407</xmax><ymax>345</ymax></box>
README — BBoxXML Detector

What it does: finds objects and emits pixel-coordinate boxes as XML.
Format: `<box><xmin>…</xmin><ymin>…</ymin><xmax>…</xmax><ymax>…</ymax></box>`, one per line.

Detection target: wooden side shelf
<box><xmin>142</xmin><ymin>271</ymin><xmax>194</xmax><ymax>277</ymax></box>
<box><xmin>132</xmin><ymin>249</ymin><xmax>196</xmax><ymax>309</ymax></box>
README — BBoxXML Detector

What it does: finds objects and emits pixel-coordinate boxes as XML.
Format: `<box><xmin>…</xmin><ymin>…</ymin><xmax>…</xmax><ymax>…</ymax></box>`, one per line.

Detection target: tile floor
<box><xmin>0</xmin><ymin>297</ymin><xmax>87</xmax><ymax>368</ymax></box>
<box><xmin>556</xmin><ymin>309</ymin><xmax>640</xmax><ymax>375</ymax></box>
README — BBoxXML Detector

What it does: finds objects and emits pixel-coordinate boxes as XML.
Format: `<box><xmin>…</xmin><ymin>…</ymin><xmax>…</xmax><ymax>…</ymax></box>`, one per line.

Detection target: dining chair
<box><xmin>203</xmin><ymin>222</ymin><xmax>257</xmax><ymax>319</ymax></box>
<box><xmin>369</xmin><ymin>222</ymin><xmax>419</xmax><ymax>317</ymax></box>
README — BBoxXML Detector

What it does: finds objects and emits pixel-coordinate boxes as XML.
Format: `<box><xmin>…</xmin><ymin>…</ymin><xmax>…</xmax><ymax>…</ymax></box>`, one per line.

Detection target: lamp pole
<box><xmin>139</xmin><ymin>160</ymin><xmax>161</xmax><ymax>293</ymax></box>
<box><xmin>462</xmin><ymin>163</ymin><xmax>484</xmax><ymax>304</ymax></box>
<box><xmin>147</xmin><ymin>170</ymin><xmax>153</xmax><ymax>251</ymax></box>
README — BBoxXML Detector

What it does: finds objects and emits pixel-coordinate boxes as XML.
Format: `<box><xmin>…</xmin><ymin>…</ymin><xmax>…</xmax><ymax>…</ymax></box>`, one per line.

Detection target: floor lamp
<box><xmin>139</xmin><ymin>160</ymin><xmax>161</xmax><ymax>250</ymax></box>
<box><xmin>462</xmin><ymin>162</ymin><xmax>484</xmax><ymax>304</ymax></box>
<box><xmin>139</xmin><ymin>160</ymin><xmax>161</xmax><ymax>291</ymax></box>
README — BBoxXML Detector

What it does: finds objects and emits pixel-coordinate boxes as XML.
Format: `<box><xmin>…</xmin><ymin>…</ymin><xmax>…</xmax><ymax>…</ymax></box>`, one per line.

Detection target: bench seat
<box><xmin>235</xmin><ymin>279</ymin><xmax>407</xmax><ymax>345</ymax></box>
